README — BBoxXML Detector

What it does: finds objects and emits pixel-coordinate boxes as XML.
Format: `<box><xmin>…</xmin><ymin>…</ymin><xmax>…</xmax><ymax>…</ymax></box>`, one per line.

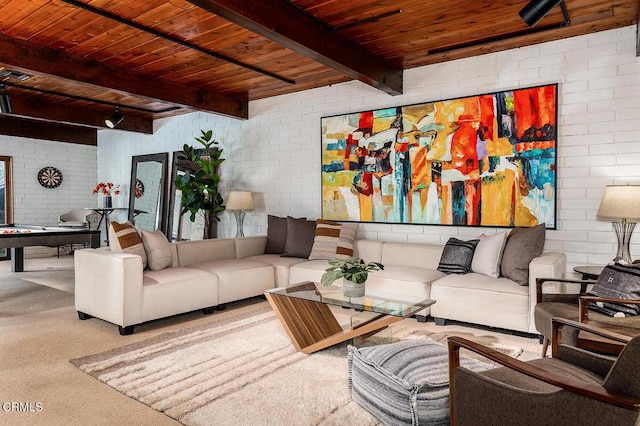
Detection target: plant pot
<box><xmin>343</xmin><ymin>278</ymin><xmax>365</xmax><ymax>298</ymax></box>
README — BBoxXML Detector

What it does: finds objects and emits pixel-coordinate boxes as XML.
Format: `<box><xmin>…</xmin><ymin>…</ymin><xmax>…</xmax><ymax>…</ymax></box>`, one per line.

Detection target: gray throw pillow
<box><xmin>437</xmin><ymin>238</ymin><xmax>480</xmax><ymax>274</ymax></box>
<box><xmin>588</xmin><ymin>263</ymin><xmax>640</xmax><ymax>317</ymax></box>
<box><xmin>265</xmin><ymin>215</ymin><xmax>288</xmax><ymax>254</ymax></box>
<box><xmin>500</xmin><ymin>223</ymin><xmax>546</xmax><ymax>286</ymax></box>
<box><xmin>281</xmin><ymin>217</ymin><xmax>317</xmax><ymax>258</ymax></box>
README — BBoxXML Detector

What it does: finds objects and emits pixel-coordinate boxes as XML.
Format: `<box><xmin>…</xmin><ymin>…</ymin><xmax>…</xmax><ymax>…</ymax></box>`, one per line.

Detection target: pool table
<box><xmin>0</xmin><ymin>224</ymin><xmax>101</xmax><ymax>272</ymax></box>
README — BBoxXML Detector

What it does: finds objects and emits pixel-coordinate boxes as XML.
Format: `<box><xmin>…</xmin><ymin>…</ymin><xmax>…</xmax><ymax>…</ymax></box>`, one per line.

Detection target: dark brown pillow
<box><xmin>265</xmin><ymin>215</ymin><xmax>288</xmax><ymax>254</ymax></box>
<box><xmin>281</xmin><ymin>217</ymin><xmax>317</xmax><ymax>258</ymax></box>
<box><xmin>501</xmin><ymin>223</ymin><xmax>546</xmax><ymax>285</ymax></box>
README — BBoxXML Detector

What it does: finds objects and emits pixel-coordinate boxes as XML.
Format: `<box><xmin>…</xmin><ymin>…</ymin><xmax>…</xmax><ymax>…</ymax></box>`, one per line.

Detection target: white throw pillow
<box><xmin>141</xmin><ymin>230</ymin><xmax>173</xmax><ymax>271</ymax></box>
<box><xmin>471</xmin><ymin>231</ymin><xmax>507</xmax><ymax>278</ymax></box>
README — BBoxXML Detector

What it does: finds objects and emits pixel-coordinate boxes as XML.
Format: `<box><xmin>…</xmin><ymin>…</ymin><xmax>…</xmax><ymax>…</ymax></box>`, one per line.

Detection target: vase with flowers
<box><xmin>93</xmin><ymin>182</ymin><xmax>121</xmax><ymax>208</ymax></box>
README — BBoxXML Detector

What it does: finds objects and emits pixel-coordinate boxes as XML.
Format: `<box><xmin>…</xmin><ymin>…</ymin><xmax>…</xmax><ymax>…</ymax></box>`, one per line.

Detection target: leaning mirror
<box><xmin>167</xmin><ymin>149</ymin><xmax>219</xmax><ymax>241</ymax></box>
<box><xmin>128</xmin><ymin>153</ymin><xmax>168</xmax><ymax>234</ymax></box>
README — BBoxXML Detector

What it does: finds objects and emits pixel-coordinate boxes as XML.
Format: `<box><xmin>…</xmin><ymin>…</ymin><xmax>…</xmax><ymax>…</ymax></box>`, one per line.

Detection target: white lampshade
<box><xmin>597</xmin><ymin>185</ymin><xmax>640</xmax><ymax>222</ymax></box>
<box><xmin>226</xmin><ymin>191</ymin><xmax>254</xmax><ymax>211</ymax></box>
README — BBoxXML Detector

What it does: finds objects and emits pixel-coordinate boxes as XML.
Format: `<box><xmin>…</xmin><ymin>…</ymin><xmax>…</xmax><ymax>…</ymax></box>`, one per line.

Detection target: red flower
<box><xmin>92</xmin><ymin>182</ymin><xmax>120</xmax><ymax>195</ymax></box>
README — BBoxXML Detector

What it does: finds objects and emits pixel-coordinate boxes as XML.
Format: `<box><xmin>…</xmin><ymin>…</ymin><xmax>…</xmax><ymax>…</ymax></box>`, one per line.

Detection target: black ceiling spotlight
<box><xmin>105</xmin><ymin>106</ymin><xmax>124</xmax><ymax>128</ymax></box>
<box><xmin>0</xmin><ymin>84</ymin><xmax>12</xmax><ymax>114</ymax></box>
<box><xmin>519</xmin><ymin>0</ymin><xmax>564</xmax><ymax>27</ymax></box>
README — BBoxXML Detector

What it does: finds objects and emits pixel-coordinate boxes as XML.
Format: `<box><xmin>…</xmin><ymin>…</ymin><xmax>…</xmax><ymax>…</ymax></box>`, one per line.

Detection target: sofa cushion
<box><xmin>289</xmin><ymin>259</ymin><xmax>332</xmax><ymax>285</ymax></box>
<box><xmin>308</xmin><ymin>220</ymin><xmax>358</xmax><ymax>260</ymax></box>
<box><xmin>430</xmin><ymin>273</ymin><xmax>531</xmax><ymax>332</ymax></box>
<box><xmin>380</xmin><ymin>242</ymin><xmax>443</xmax><ymax>269</ymax></box>
<box><xmin>365</xmin><ymin>266</ymin><xmax>444</xmax><ymax>302</ymax></box>
<box><xmin>501</xmin><ymin>223</ymin><xmax>546</xmax><ymax>285</ymax></box>
<box><xmin>188</xmin><ymin>259</ymin><xmax>275</xmax><ymax>304</ymax></box>
<box><xmin>176</xmin><ymin>238</ymin><xmax>236</xmax><ymax>266</ymax></box>
<box><xmin>245</xmin><ymin>254</ymin><xmax>308</xmax><ymax>287</ymax></box>
<box><xmin>265</xmin><ymin>215</ymin><xmax>288</xmax><ymax>254</ymax></box>
<box><xmin>143</xmin><ymin>265</ymin><xmax>217</xmax><ymax>286</ymax></box>
<box><xmin>437</xmin><ymin>238</ymin><xmax>479</xmax><ymax>274</ymax></box>
<box><xmin>471</xmin><ymin>231</ymin><xmax>508</xmax><ymax>278</ymax></box>
<box><xmin>141</xmin><ymin>230</ymin><xmax>173</xmax><ymax>271</ymax></box>
<box><xmin>109</xmin><ymin>221</ymin><xmax>147</xmax><ymax>269</ymax></box>
<box><xmin>282</xmin><ymin>216</ymin><xmax>317</xmax><ymax>258</ymax></box>
<box><xmin>141</xmin><ymin>266</ymin><xmax>220</xmax><ymax>323</ymax></box>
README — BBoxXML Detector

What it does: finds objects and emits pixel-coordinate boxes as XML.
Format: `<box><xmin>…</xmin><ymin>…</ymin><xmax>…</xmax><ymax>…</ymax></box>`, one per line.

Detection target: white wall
<box><xmin>0</xmin><ymin>135</ymin><xmax>97</xmax><ymax>256</ymax></box>
<box><xmin>98</xmin><ymin>26</ymin><xmax>640</xmax><ymax>272</ymax></box>
<box><xmin>97</xmin><ymin>111</ymin><xmax>244</xmax><ymax>236</ymax></box>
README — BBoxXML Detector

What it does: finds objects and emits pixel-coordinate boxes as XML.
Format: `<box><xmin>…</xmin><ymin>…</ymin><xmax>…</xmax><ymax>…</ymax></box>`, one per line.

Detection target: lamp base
<box><xmin>612</xmin><ymin>221</ymin><xmax>636</xmax><ymax>264</ymax></box>
<box><xmin>233</xmin><ymin>210</ymin><xmax>246</xmax><ymax>237</ymax></box>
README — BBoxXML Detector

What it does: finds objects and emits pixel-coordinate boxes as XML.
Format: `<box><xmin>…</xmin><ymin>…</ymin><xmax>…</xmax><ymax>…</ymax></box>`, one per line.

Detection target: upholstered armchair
<box><xmin>535</xmin><ymin>277</ymin><xmax>640</xmax><ymax>356</ymax></box>
<box><xmin>58</xmin><ymin>208</ymin><xmax>92</xmax><ymax>228</ymax></box>
<box><xmin>448</xmin><ymin>318</ymin><xmax>640</xmax><ymax>426</ymax></box>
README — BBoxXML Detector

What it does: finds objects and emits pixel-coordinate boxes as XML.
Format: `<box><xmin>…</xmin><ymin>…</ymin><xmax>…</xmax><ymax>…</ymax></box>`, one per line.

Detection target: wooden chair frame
<box><xmin>448</xmin><ymin>318</ymin><xmax>639</xmax><ymax>425</ymax></box>
<box><xmin>535</xmin><ymin>277</ymin><xmax>640</xmax><ymax>356</ymax></box>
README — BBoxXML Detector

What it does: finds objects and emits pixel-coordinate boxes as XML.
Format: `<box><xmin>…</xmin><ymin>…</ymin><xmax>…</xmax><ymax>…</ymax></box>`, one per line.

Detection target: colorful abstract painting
<box><xmin>321</xmin><ymin>84</ymin><xmax>557</xmax><ymax>228</ymax></box>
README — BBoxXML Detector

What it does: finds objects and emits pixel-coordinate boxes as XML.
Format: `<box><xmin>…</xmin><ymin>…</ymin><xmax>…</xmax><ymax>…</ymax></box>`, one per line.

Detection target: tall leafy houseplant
<box><xmin>174</xmin><ymin>130</ymin><xmax>225</xmax><ymax>239</ymax></box>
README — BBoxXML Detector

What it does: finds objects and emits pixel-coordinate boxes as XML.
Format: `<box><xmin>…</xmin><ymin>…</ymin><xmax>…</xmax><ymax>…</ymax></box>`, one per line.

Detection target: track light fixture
<box><xmin>0</xmin><ymin>84</ymin><xmax>12</xmax><ymax>114</ymax></box>
<box><xmin>105</xmin><ymin>106</ymin><xmax>124</xmax><ymax>128</ymax></box>
<box><xmin>519</xmin><ymin>0</ymin><xmax>564</xmax><ymax>27</ymax></box>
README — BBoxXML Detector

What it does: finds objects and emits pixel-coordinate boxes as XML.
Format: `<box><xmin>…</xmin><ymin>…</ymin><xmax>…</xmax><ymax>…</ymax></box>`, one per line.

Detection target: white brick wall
<box><xmin>96</xmin><ymin>25</ymin><xmax>640</xmax><ymax>273</ymax></box>
<box><xmin>97</xmin><ymin>112</ymin><xmax>244</xmax><ymax>237</ymax></box>
<box><xmin>0</xmin><ymin>135</ymin><xmax>97</xmax><ymax>257</ymax></box>
<box><xmin>243</xmin><ymin>26</ymin><xmax>640</xmax><ymax>272</ymax></box>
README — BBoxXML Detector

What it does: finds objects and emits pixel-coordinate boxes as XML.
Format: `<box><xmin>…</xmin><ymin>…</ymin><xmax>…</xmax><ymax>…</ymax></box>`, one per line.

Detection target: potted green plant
<box><xmin>174</xmin><ymin>129</ymin><xmax>225</xmax><ymax>239</ymax></box>
<box><xmin>320</xmin><ymin>257</ymin><xmax>384</xmax><ymax>297</ymax></box>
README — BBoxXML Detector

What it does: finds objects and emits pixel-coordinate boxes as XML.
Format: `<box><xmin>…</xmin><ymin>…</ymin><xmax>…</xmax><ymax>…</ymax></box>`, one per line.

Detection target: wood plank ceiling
<box><xmin>0</xmin><ymin>0</ymin><xmax>637</xmax><ymax>144</ymax></box>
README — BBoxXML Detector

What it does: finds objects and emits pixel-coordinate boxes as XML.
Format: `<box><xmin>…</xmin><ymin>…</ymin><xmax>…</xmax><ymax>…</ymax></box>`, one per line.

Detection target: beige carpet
<box><xmin>70</xmin><ymin>302</ymin><xmax>539</xmax><ymax>425</ymax></box>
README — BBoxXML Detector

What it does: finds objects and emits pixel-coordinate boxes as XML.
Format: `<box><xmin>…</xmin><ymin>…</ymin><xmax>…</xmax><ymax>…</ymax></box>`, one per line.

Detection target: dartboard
<box><xmin>37</xmin><ymin>166</ymin><xmax>63</xmax><ymax>189</ymax></box>
<box><xmin>135</xmin><ymin>178</ymin><xmax>145</xmax><ymax>198</ymax></box>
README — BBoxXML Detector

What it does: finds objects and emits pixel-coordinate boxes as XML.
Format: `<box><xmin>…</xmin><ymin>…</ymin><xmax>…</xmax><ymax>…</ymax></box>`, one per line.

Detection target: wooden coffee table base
<box><xmin>265</xmin><ymin>291</ymin><xmax>403</xmax><ymax>354</ymax></box>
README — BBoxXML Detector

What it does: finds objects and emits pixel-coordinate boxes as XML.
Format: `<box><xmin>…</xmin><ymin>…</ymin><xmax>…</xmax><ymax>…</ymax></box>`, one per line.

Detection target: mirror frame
<box><xmin>128</xmin><ymin>152</ymin><xmax>169</xmax><ymax>235</ymax></box>
<box><xmin>167</xmin><ymin>149</ymin><xmax>219</xmax><ymax>241</ymax></box>
<box><xmin>167</xmin><ymin>151</ymin><xmax>192</xmax><ymax>241</ymax></box>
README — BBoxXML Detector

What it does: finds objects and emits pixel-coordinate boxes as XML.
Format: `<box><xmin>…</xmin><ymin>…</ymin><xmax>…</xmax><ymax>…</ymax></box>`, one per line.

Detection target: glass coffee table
<box><xmin>265</xmin><ymin>281</ymin><xmax>435</xmax><ymax>354</ymax></box>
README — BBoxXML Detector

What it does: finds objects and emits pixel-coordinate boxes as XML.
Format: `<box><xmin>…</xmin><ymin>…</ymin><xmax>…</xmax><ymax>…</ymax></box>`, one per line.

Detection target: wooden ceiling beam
<box><xmin>0</xmin><ymin>34</ymin><xmax>247</xmax><ymax>120</ymax></box>
<box><xmin>0</xmin><ymin>115</ymin><xmax>97</xmax><ymax>146</ymax></box>
<box><xmin>9</xmin><ymin>96</ymin><xmax>153</xmax><ymax>134</ymax></box>
<box><xmin>186</xmin><ymin>0</ymin><xmax>403</xmax><ymax>96</ymax></box>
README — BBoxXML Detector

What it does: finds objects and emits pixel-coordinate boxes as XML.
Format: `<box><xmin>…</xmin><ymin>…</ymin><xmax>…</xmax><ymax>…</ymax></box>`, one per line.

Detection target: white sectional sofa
<box><xmin>75</xmin><ymin>235</ymin><xmax>566</xmax><ymax>336</ymax></box>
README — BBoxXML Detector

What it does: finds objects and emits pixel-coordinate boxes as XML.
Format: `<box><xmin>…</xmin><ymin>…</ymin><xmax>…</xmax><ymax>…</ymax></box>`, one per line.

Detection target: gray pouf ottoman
<box><xmin>348</xmin><ymin>338</ymin><xmax>493</xmax><ymax>425</ymax></box>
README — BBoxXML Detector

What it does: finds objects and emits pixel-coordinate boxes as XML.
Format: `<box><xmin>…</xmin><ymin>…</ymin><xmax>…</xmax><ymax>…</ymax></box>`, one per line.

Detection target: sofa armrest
<box><xmin>235</xmin><ymin>236</ymin><xmax>267</xmax><ymax>258</ymax></box>
<box><xmin>529</xmin><ymin>252</ymin><xmax>566</xmax><ymax>286</ymax></box>
<box><xmin>74</xmin><ymin>248</ymin><xmax>144</xmax><ymax>327</ymax></box>
<box><xmin>527</xmin><ymin>252</ymin><xmax>566</xmax><ymax>333</ymax></box>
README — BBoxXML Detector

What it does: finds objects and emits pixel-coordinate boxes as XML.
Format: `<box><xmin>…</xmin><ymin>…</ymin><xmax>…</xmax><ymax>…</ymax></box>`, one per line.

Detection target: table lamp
<box><xmin>226</xmin><ymin>191</ymin><xmax>254</xmax><ymax>237</ymax></box>
<box><xmin>597</xmin><ymin>184</ymin><xmax>640</xmax><ymax>264</ymax></box>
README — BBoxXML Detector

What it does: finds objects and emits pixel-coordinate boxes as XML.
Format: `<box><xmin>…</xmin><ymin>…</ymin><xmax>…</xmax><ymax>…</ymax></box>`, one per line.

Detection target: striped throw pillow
<box><xmin>308</xmin><ymin>220</ymin><xmax>358</xmax><ymax>260</ymax></box>
<box><xmin>436</xmin><ymin>237</ymin><xmax>479</xmax><ymax>274</ymax></box>
<box><xmin>109</xmin><ymin>221</ymin><xmax>147</xmax><ymax>269</ymax></box>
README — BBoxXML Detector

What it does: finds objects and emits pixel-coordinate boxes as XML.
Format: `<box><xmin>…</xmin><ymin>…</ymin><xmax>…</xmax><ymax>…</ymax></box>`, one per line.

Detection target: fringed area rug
<box><xmin>70</xmin><ymin>302</ymin><xmax>537</xmax><ymax>425</ymax></box>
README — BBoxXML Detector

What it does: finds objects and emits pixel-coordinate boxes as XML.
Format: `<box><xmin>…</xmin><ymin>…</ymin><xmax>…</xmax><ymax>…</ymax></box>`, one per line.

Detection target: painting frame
<box><xmin>320</xmin><ymin>84</ymin><xmax>558</xmax><ymax>229</ymax></box>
